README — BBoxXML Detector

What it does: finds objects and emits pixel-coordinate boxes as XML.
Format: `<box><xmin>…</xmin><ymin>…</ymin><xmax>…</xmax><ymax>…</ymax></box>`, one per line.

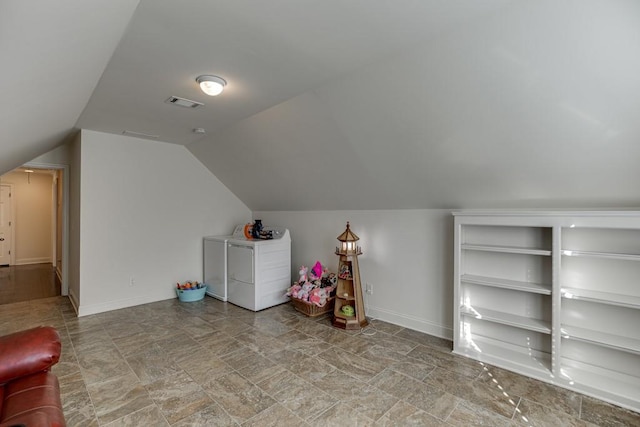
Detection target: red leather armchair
<box><xmin>0</xmin><ymin>326</ymin><xmax>66</xmax><ymax>427</ymax></box>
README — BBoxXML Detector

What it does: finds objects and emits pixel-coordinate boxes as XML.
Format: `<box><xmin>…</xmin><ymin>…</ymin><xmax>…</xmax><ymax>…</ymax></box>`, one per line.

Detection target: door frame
<box><xmin>23</xmin><ymin>161</ymin><xmax>69</xmax><ymax>297</ymax></box>
<box><xmin>0</xmin><ymin>183</ymin><xmax>16</xmax><ymax>266</ymax></box>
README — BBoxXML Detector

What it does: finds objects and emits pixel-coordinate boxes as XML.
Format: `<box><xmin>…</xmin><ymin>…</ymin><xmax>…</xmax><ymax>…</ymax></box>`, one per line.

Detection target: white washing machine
<box><xmin>204</xmin><ymin>225</ymin><xmax>291</xmax><ymax>311</ymax></box>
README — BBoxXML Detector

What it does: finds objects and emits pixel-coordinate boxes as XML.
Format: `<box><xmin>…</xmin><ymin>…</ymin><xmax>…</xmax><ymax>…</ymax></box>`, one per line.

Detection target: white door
<box><xmin>0</xmin><ymin>185</ymin><xmax>12</xmax><ymax>266</ymax></box>
<box><xmin>227</xmin><ymin>243</ymin><xmax>256</xmax><ymax>310</ymax></box>
<box><xmin>227</xmin><ymin>243</ymin><xmax>254</xmax><ymax>284</ymax></box>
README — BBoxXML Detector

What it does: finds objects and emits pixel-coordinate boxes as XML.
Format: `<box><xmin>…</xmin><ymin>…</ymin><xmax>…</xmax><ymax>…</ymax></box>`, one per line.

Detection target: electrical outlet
<box><xmin>366</xmin><ymin>283</ymin><xmax>373</xmax><ymax>294</ymax></box>
<box><xmin>129</xmin><ymin>276</ymin><xmax>135</xmax><ymax>286</ymax></box>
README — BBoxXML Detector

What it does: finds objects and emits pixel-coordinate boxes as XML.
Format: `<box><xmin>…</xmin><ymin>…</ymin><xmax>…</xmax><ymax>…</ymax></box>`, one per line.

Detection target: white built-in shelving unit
<box><xmin>453</xmin><ymin>211</ymin><xmax>640</xmax><ymax>413</ymax></box>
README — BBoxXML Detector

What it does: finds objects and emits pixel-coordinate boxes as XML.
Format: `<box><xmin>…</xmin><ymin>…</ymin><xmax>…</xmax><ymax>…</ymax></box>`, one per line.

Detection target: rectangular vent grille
<box><xmin>122</xmin><ymin>130</ymin><xmax>160</xmax><ymax>139</ymax></box>
<box><xmin>165</xmin><ymin>96</ymin><xmax>203</xmax><ymax>109</ymax></box>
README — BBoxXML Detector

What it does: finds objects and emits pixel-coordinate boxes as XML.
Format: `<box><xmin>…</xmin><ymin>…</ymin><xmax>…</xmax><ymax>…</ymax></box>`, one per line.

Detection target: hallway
<box><xmin>0</xmin><ymin>263</ymin><xmax>60</xmax><ymax>305</ymax></box>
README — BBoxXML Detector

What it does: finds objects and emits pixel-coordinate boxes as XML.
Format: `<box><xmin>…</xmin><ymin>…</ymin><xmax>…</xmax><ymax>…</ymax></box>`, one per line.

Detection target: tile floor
<box><xmin>1</xmin><ymin>296</ymin><xmax>639</xmax><ymax>426</ymax></box>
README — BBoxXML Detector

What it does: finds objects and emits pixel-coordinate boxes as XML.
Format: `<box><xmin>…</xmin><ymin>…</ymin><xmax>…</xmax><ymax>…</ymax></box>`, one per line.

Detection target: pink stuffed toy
<box><xmin>309</xmin><ymin>287</ymin><xmax>330</xmax><ymax>307</ymax></box>
<box><xmin>309</xmin><ymin>261</ymin><xmax>323</xmax><ymax>281</ymax></box>
<box><xmin>298</xmin><ymin>282</ymin><xmax>313</xmax><ymax>301</ymax></box>
<box><xmin>286</xmin><ymin>283</ymin><xmax>302</xmax><ymax>299</ymax></box>
<box><xmin>298</xmin><ymin>265</ymin><xmax>308</xmax><ymax>283</ymax></box>
<box><xmin>309</xmin><ymin>287</ymin><xmax>322</xmax><ymax>306</ymax></box>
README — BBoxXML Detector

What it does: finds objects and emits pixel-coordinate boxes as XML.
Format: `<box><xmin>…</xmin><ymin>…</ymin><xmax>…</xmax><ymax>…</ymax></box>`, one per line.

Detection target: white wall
<box><xmin>30</xmin><ymin>143</ymin><xmax>71</xmax><ymax>165</ymax></box>
<box><xmin>0</xmin><ymin>170</ymin><xmax>53</xmax><ymax>265</ymax></box>
<box><xmin>76</xmin><ymin>130</ymin><xmax>250</xmax><ymax>316</ymax></box>
<box><xmin>68</xmin><ymin>133</ymin><xmax>82</xmax><ymax>310</ymax></box>
<box><xmin>253</xmin><ymin>209</ymin><xmax>454</xmax><ymax>339</ymax></box>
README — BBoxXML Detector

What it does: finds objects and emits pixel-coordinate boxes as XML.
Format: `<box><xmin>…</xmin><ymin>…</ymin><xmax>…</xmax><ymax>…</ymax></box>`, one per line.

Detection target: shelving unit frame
<box><xmin>453</xmin><ymin>211</ymin><xmax>640</xmax><ymax>413</ymax></box>
<box><xmin>333</xmin><ymin>252</ymin><xmax>368</xmax><ymax>330</ymax></box>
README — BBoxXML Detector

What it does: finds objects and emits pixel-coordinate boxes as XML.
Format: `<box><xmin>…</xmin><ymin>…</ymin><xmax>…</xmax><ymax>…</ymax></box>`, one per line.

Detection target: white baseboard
<box><xmin>365</xmin><ymin>304</ymin><xmax>453</xmax><ymax>341</ymax></box>
<box><xmin>14</xmin><ymin>257</ymin><xmax>52</xmax><ymax>265</ymax></box>
<box><xmin>77</xmin><ymin>292</ymin><xmax>176</xmax><ymax>317</ymax></box>
<box><xmin>75</xmin><ymin>292</ymin><xmax>453</xmax><ymax>342</ymax></box>
<box><xmin>68</xmin><ymin>290</ymin><xmax>79</xmax><ymax>315</ymax></box>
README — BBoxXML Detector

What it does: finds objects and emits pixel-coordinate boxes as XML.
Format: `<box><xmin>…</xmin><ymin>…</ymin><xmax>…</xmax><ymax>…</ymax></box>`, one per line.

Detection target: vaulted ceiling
<box><xmin>3</xmin><ymin>0</ymin><xmax>640</xmax><ymax>211</ymax></box>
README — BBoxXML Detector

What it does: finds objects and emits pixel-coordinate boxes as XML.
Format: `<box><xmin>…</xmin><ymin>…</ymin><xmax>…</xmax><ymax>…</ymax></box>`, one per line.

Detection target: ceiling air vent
<box><xmin>165</xmin><ymin>96</ymin><xmax>203</xmax><ymax>109</ymax></box>
<box><xmin>122</xmin><ymin>130</ymin><xmax>159</xmax><ymax>139</ymax></box>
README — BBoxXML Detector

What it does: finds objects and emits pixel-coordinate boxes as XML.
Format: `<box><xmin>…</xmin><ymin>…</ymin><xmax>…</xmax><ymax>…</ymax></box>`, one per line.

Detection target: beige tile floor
<box><xmin>1</xmin><ymin>296</ymin><xmax>639</xmax><ymax>426</ymax></box>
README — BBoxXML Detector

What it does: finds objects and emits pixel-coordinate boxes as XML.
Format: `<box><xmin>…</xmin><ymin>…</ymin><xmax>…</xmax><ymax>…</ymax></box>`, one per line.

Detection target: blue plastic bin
<box><xmin>176</xmin><ymin>286</ymin><xmax>207</xmax><ymax>302</ymax></box>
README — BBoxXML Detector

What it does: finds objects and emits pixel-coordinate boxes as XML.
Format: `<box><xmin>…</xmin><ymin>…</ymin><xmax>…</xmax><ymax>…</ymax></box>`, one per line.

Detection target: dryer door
<box><xmin>228</xmin><ymin>243</ymin><xmax>254</xmax><ymax>284</ymax></box>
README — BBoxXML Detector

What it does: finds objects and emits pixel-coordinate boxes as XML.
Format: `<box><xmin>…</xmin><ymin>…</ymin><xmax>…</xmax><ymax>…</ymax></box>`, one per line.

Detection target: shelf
<box><xmin>460</xmin><ymin>305</ymin><xmax>551</xmax><ymax>334</ymax></box>
<box><xmin>462</xmin><ymin>243</ymin><xmax>551</xmax><ymax>256</ymax></box>
<box><xmin>333</xmin><ymin>250</ymin><xmax>367</xmax><ymax>331</ymax></box>
<box><xmin>561</xmin><ymin>325</ymin><xmax>640</xmax><ymax>355</ymax></box>
<box><xmin>561</xmin><ymin>287</ymin><xmax>640</xmax><ymax>310</ymax></box>
<box><xmin>455</xmin><ymin>212</ymin><xmax>640</xmax><ymax>413</ymax></box>
<box><xmin>461</xmin><ymin>274</ymin><xmax>551</xmax><ymax>295</ymax></box>
<box><xmin>559</xmin><ymin>362</ymin><xmax>640</xmax><ymax>412</ymax></box>
<box><xmin>332</xmin><ymin>314</ymin><xmax>362</xmax><ymax>330</ymax></box>
<box><xmin>455</xmin><ymin>335</ymin><xmax>552</xmax><ymax>376</ymax></box>
<box><xmin>334</xmin><ymin>312</ymin><xmax>355</xmax><ymax>319</ymax></box>
<box><xmin>561</xmin><ymin>249</ymin><xmax>640</xmax><ymax>262</ymax></box>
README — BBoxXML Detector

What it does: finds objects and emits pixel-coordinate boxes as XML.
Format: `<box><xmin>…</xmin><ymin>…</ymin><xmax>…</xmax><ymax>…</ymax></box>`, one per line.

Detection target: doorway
<box><xmin>0</xmin><ymin>162</ymin><xmax>68</xmax><ymax>302</ymax></box>
<box><xmin>0</xmin><ymin>184</ymin><xmax>12</xmax><ymax>266</ymax></box>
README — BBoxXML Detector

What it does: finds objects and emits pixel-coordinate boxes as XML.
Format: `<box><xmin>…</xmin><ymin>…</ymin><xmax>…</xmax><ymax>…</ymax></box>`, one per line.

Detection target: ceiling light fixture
<box><xmin>196</xmin><ymin>75</ymin><xmax>227</xmax><ymax>96</ymax></box>
<box><xmin>24</xmin><ymin>169</ymin><xmax>34</xmax><ymax>184</ymax></box>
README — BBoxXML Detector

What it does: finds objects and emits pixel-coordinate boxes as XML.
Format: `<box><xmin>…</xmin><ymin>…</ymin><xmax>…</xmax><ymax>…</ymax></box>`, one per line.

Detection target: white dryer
<box><xmin>205</xmin><ymin>225</ymin><xmax>291</xmax><ymax>311</ymax></box>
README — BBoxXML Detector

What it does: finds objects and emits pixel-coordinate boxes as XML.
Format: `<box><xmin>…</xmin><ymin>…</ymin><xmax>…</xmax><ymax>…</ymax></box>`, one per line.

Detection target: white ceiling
<box><xmin>3</xmin><ymin>0</ymin><xmax>640</xmax><ymax>211</ymax></box>
<box><xmin>0</xmin><ymin>0</ymin><xmax>138</xmax><ymax>171</ymax></box>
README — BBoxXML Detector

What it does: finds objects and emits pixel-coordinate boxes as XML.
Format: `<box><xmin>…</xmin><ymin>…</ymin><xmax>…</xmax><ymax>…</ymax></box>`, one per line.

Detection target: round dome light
<box><xmin>196</xmin><ymin>75</ymin><xmax>227</xmax><ymax>96</ymax></box>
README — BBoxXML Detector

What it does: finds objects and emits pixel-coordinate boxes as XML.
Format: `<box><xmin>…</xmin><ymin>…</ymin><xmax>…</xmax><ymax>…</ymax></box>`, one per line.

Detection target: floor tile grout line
<box><xmin>6</xmin><ymin>296</ymin><xmax>640</xmax><ymax>426</ymax></box>
<box><xmin>58</xmin><ymin>311</ymin><xmax>101</xmax><ymax>426</ymax></box>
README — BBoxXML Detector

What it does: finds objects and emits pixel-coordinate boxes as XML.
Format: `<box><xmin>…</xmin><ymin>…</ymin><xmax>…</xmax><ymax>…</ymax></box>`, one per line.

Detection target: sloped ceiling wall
<box><xmin>189</xmin><ymin>0</ymin><xmax>640</xmax><ymax>211</ymax></box>
<box><xmin>0</xmin><ymin>0</ymin><xmax>139</xmax><ymax>174</ymax></box>
<box><xmin>2</xmin><ymin>1</ymin><xmax>640</xmax><ymax>212</ymax></box>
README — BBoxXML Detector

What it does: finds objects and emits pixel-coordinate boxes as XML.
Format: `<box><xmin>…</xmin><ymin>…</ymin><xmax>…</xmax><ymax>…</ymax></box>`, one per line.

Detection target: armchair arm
<box><xmin>0</xmin><ymin>326</ymin><xmax>61</xmax><ymax>385</ymax></box>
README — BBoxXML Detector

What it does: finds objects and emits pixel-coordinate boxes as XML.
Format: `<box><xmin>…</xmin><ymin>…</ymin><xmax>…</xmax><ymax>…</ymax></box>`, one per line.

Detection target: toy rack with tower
<box><xmin>332</xmin><ymin>222</ymin><xmax>368</xmax><ymax>330</ymax></box>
